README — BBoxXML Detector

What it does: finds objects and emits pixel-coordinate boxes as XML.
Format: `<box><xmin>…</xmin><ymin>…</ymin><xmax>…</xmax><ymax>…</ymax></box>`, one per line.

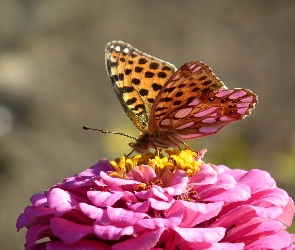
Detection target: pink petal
<box><xmin>254</xmin><ymin>188</ymin><xmax>290</xmax><ymax>207</ymax></box>
<box><xmin>245</xmin><ymin>231</ymin><xmax>294</xmax><ymax>249</ymax></box>
<box><xmin>120</xmin><ymin>191</ymin><xmax>138</xmax><ymax>203</ymax></box>
<box><xmin>16</xmin><ymin>206</ymin><xmax>53</xmax><ymax>230</ymax></box>
<box><xmin>276</xmin><ymin>197</ymin><xmax>295</xmax><ymax>226</ymax></box>
<box><xmin>93</xmin><ymin>224</ymin><xmax>123</xmax><ymax>240</ymax></box>
<box><xmin>199</xmin><ymin>184</ymin><xmax>251</xmax><ymax>203</ymax></box>
<box><xmin>167</xmin><ymin>200</ymin><xmax>223</xmax><ymax>227</ymax></box>
<box><xmin>127</xmin><ymin>200</ymin><xmax>150</xmax><ymax>213</ymax></box>
<box><xmin>174</xmin><ymin>227</ymin><xmax>225</xmax><ymax>243</ymax></box>
<box><xmin>136</xmin><ymin>185</ymin><xmax>170</xmax><ymax>201</ymax></box>
<box><xmin>46</xmin><ymin>239</ymin><xmax>111</xmax><ymax>250</ymax></box>
<box><xmin>137</xmin><ymin>209</ymin><xmax>183</xmax><ymax>229</ymax></box>
<box><xmin>30</xmin><ymin>193</ymin><xmax>48</xmax><ymax>206</ymax></box>
<box><xmin>189</xmin><ymin>164</ymin><xmax>218</xmax><ymax>185</ymax></box>
<box><xmin>127</xmin><ymin>165</ymin><xmax>156</xmax><ymax>183</ymax></box>
<box><xmin>26</xmin><ymin>225</ymin><xmax>52</xmax><ymax>245</ymax></box>
<box><xmin>211</xmin><ymin>205</ymin><xmax>283</xmax><ymax>229</ymax></box>
<box><xmin>50</xmin><ymin>218</ymin><xmax>93</xmax><ymax>244</ymax></box>
<box><xmin>187</xmin><ymin>242</ymin><xmax>245</xmax><ymax>249</ymax></box>
<box><xmin>149</xmin><ymin>198</ymin><xmax>171</xmax><ymax>210</ymax></box>
<box><xmin>237</xmin><ymin>169</ymin><xmax>276</xmax><ymax>192</ymax></box>
<box><xmin>79</xmin><ymin>203</ymin><xmax>105</xmax><ymax>220</ymax></box>
<box><xmin>60</xmin><ymin>159</ymin><xmax>114</xmax><ymax>189</ymax></box>
<box><xmin>100</xmin><ymin>171</ymin><xmax>140</xmax><ymax>186</ymax></box>
<box><xmin>88</xmin><ymin>191</ymin><xmax>124</xmax><ymax>207</ymax></box>
<box><xmin>26</xmin><ymin>242</ymin><xmax>46</xmax><ymax>250</ymax></box>
<box><xmin>112</xmin><ymin>228</ymin><xmax>165</xmax><ymax>250</ymax></box>
<box><xmin>106</xmin><ymin>206</ymin><xmax>148</xmax><ymax>226</ymax></box>
<box><xmin>225</xmin><ymin>218</ymin><xmax>287</xmax><ymax>242</ymax></box>
<box><xmin>164</xmin><ymin>170</ymin><xmax>189</xmax><ymax>196</ymax></box>
<box><xmin>47</xmin><ymin>188</ymin><xmax>79</xmax><ymax>216</ymax></box>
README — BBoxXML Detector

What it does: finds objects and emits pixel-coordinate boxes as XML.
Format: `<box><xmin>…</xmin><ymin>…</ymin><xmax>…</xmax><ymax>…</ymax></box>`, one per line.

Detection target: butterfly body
<box><xmin>129</xmin><ymin>131</ymin><xmax>181</xmax><ymax>153</ymax></box>
<box><xmin>105</xmin><ymin>41</ymin><xmax>257</xmax><ymax>153</ymax></box>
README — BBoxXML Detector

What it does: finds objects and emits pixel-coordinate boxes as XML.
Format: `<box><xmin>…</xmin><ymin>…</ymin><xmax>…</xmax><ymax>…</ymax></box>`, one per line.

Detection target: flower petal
<box><xmin>51</xmin><ymin>218</ymin><xmax>93</xmax><ymax>244</ymax></box>
<box><xmin>246</xmin><ymin>231</ymin><xmax>294</xmax><ymax>249</ymax></box>
<box><xmin>112</xmin><ymin>228</ymin><xmax>165</xmax><ymax>250</ymax></box>
<box><xmin>48</xmin><ymin>188</ymin><xmax>79</xmax><ymax>216</ymax></box>
<box><xmin>174</xmin><ymin>227</ymin><xmax>226</xmax><ymax>243</ymax></box>
<box><xmin>46</xmin><ymin>239</ymin><xmax>111</xmax><ymax>250</ymax></box>
<box><xmin>167</xmin><ymin>200</ymin><xmax>223</xmax><ymax>227</ymax></box>
<box><xmin>88</xmin><ymin>191</ymin><xmax>124</xmax><ymax>207</ymax></box>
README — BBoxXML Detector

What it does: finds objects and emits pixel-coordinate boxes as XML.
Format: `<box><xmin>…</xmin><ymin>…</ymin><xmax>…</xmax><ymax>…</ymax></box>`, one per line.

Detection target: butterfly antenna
<box><xmin>83</xmin><ymin>126</ymin><xmax>138</xmax><ymax>141</ymax></box>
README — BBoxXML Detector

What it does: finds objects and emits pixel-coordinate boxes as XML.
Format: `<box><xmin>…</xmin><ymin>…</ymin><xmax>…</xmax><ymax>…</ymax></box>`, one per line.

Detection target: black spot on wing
<box><xmin>139</xmin><ymin>89</ymin><xmax>149</xmax><ymax>96</ymax></box>
<box><xmin>120</xmin><ymin>86</ymin><xmax>135</xmax><ymax>93</ymax></box>
<box><xmin>131</xmin><ymin>78</ymin><xmax>141</xmax><ymax>85</ymax></box>
<box><xmin>125</xmin><ymin>69</ymin><xmax>132</xmax><ymax>75</ymax></box>
<box><xmin>152</xmin><ymin>83</ymin><xmax>162</xmax><ymax>91</ymax></box>
<box><xmin>139</xmin><ymin>57</ymin><xmax>148</xmax><ymax>64</ymax></box>
<box><xmin>149</xmin><ymin>62</ymin><xmax>159</xmax><ymax>70</ymax></box>
<box><xmin>135</xmin><ymin>67</ymin><xmax>143</xmax><ymax>73</ymax></box>
<box><xmin>145</xmin><ymin>72</ymin><xmax>155</xmax><ymax>78</ymax></box>
<box><xmin>147</xmin><ymin>98</ymin><xmax>154</xmax><ymax>103</ymax></box>
<box><xmin>175</xmin><ymin>91</ymin><xmax>184</xmax><ymax>97</ymax></box>
<box><xmin>202</xmin><ymin>80</ymin><xmax>212</xmax><ymax>86</ymax></box>
<box><xmin>186</xmin><ymin>96</ymin><xmax>195</xmax><ymax>104</ymax></box>
<box><xmin>131</xmin><ymin>104</ymin><xmax>145</xmax><ymax>111</ymax></box>
<box><xmin>160</xmin><ymin>97</ymin><xmax>173</xmax><ymax>102</ymax></box>
<box><xmin>198</xmin><ymin>75</ymin><xmax>207</xmax><ymax>81</ymax></box>
<box><xmin>126</xmin><ymin>97</ymin><xmax>137</xmax><ymax>105</ymax></box>
<box><xmin>162</xmin><ymin>66</ymin><xmax>172</xmax><ymax>71</ymax></box>
<box><xmin>173</xmin><ymin>100</ymin><xmax>182</xmax><ymax>106</ymax></box>
<box><xmin>157</xmin><ymin>72</ymin><xmax>167</xmax><ymax>78</ymax></box>
<box><xmin>164</xmin><ymin>87</ymin><xmax>176</xmax><ymax>93</ymax></box>
<box><xmin>118</xmin><ymin>73</ymin><xmax>124</xmax><ymax>81</ymax></box>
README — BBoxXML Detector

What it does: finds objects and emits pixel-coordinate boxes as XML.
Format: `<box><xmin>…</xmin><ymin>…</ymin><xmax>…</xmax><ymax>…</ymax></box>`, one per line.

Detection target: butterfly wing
<box><xmin>105</xmin><ymin>41</ymin><xmax>177</xmax><ymax>131</ymax></box>
<box><xmin>149</xmin><ymin>61</ymin><xmax>257</xmax><ymax>138</ymax></box>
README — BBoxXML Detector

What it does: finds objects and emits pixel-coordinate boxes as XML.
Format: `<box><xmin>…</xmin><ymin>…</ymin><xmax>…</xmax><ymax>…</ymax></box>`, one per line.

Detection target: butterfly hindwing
<box><xmin>105</xmin><ymin>41</ymin><xmax>177</xmax><ymax>131</ymax></box>
<box><xmin>158</xmin><ymin>88</ymin><xmax>257</xmax><ymax>139</ymax></box>
<box><xmin>149</xmin><ymin>61</ymin><xmax>257</xmax><ymax>138</ymax></box>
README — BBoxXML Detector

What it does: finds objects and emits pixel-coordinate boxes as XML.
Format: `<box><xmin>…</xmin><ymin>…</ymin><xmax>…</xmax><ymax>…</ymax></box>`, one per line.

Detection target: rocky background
<box><xmin>1</xmin><ymin>1</ymin><xmax>294</xmax><ymax>248</ymax></box>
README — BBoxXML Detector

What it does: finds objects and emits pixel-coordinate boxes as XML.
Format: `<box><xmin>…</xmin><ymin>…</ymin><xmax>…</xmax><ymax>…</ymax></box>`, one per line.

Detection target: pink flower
<box><xmin>17</xmin><ymin>150</ymin><xmax>295</xmax><ymax>249</ymax></box>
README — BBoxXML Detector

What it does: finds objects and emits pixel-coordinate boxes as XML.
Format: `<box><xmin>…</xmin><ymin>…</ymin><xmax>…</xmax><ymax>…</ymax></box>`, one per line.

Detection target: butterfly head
<box><xmin>129</xmin><ymin>133</ymin><xmax>151</xmax><ymax>154</ymax></box>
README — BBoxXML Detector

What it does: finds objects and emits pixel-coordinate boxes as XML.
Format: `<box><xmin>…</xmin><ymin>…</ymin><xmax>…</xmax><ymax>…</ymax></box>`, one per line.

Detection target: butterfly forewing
<box><xmin>149</xmin><ymin>61</ymin><xmax>257</xmax><ymax>138</ymax></box>
<box><xmin>105</xmin><ymin>41</ymin><xmax>177</xmax><ymax>131</ymax></box>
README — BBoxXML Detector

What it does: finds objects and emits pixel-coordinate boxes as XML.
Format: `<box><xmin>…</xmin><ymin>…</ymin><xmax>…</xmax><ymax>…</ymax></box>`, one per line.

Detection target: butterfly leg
<box><xmin>155</xmin><ymin>148</ymin><xmax>161</xmax><ymax>157</ymax></box>
<box><xmin>125</xmin><ymin>149</ymin><xmax>135</xmax><ymax>157</ymax></box>
<box><xmin>179</xmin><ymin>141</ymin><xmax>197</xmax><ymax>153</ymax></box>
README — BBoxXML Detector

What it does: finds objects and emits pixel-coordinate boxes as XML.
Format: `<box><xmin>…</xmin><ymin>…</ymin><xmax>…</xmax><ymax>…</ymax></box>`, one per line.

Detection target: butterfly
<box><xmin>105</xmin><ymin>41</ymin><xmax>257</xmax><ymax>153</ymax></box>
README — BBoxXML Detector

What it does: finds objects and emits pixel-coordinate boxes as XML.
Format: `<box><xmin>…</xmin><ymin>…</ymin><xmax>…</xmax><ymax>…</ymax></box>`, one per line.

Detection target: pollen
<box><xmin>109</xmin><ymin>149</ymin><xmax>202</xmax><ymax>179</ymax></box>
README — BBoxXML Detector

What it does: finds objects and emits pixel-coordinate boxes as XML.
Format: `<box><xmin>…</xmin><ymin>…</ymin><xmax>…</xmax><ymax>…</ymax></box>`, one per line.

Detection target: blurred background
<box><xmin>1</xmin><ymin>1</ymin><xmax>294</xmax><ymax>248</ymax></box>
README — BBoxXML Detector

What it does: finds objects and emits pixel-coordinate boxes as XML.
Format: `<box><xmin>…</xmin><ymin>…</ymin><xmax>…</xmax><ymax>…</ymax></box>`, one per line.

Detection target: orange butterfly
<box><xmin>89</xmin><ymin>41</ymin><xmax>257</xmax><ymax>153</ymax></box>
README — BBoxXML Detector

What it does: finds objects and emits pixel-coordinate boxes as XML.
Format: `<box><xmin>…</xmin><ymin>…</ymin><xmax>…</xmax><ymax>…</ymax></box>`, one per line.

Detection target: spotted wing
<box><xmin>148</xmin><ymin>61</ymin><xmax>257</xmax><ymax>138</ymax></box>
<box><xmin>105</xmin><ymin>41</ymin><xmax>177</xmax><ymax>131</ymax></box>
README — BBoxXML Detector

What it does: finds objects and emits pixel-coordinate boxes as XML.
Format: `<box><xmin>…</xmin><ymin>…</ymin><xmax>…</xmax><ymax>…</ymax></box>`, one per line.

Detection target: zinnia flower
<box><xmin>17</xmin><ymin>149</ymin><xmax>295</xmax><ymax>249</ymax></box>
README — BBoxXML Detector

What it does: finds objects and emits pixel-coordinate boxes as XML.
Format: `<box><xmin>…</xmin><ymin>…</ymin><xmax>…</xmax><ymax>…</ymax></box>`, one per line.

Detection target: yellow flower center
<box><xmin>109</xmin><ymin>149</ymin><xmax>203</xmax><ymax>179</ymax></box>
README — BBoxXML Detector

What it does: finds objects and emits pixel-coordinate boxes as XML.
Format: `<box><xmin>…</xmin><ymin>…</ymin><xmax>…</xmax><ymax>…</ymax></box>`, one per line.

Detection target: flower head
<box><xmin>17</xmin><ymin>150</ymin><xmax>295</xmax><ymax>249</ymax></box>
